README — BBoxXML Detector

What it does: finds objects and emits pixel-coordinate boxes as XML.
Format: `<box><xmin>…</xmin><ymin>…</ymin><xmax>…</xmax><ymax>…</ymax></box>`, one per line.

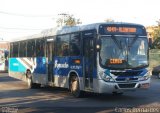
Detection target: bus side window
<box><xmin>62</xmin><ymin>35</ymin><xmax>70</xmax><ymax>56</ymax></box>
<box><xmin>62</xmin><ymin>44</ymin><xmax>69</xmax><ymax>56</ymax></box>
<box><xmin>36</xmin><ymin>39</ymin><xmax>44</xmax><ymax>57</ymax></box>
<box><xmin>10</xmin><ymin>44</ymin><xmax>13</xmax><ymax>57</ymax></box>
<box><xmin>27</xmin><ymin>40</ymin><xmax>36</xmax><ymax>57</ymax></box>
<box><xmin>19</xmin><ymin>41</ymin><xmax>27</xmax><ymax>57</ymax></box>
<box><xmin>56</xmin><ymin>35</ymin><xmax>70</xmax><ymax>56</ymax></box>
<box><xmin>70</xmin><ymin>33</ymin><xmax>80</xmax><ymax>56</ymax></box>
<box><xmin>56</xmin><ymin>36</ymin><xmax>62</xmax><ymax>56</ymax></box>
<box><xmin>13</xmin><ymin>42</ymin><xmax>19</xmax><ymax>57</ymax></box>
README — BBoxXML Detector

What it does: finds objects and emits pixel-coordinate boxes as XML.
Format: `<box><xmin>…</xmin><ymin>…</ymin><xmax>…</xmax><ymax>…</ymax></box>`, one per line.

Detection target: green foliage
<box><xmin>64</xmin><ymin>15</ymin><xmax>82</xmax><ymax>26</ymax></box>
<box><xmin>151</xmin><ymin>19</ymin><xmax>160</xmax><ymax>49</ymax></box>
<box><xmin>153</xmin><ymin>19</ymin><xmax>160</xmax><ymax>40</ymax></box>
<box><xmin>151</xmin><ymin>38</ymin><xmax>160</xmax><ymax>49</ymax></box>
<box><xmin>153</xmin><ymin>27</ymin><xmax>160</xmax><ymax>40</ymax></box>
<box><xmin>149</xmin><ymin>49</ymin><xmax>160</xmax><ymax>69</ymax></box>
<box><xmin>56</xmin><ymin>14</ymin><xmax>82</xmax><ymax>27</ymax></box>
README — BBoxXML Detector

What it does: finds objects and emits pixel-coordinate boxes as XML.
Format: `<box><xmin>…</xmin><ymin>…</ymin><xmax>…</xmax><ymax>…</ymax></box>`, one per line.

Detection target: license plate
<box><xmin>141</xmin><ymin>83</ymin><xmax>150</xmax><ymax>88</ymax></box>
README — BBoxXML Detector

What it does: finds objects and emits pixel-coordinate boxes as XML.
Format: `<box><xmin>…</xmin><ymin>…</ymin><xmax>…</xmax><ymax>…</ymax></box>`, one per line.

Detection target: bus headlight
<box><xmin>138</xmin><ymin>72</ymin><xmax>150</xmax><ymax>81</ymax></box>
<box><xmin>100</xmin><ymin>72</ymin><xmax>114</xmax><ymax>82</ymax></box>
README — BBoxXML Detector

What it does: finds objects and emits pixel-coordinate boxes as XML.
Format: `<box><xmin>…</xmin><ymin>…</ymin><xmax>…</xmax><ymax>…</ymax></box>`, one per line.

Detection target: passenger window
<box><xmin>10</xmin><ymin>44</ymin><xmax>13</xmax><ymax>57</ymax></box>
<box><xmin>19</xmin><ymin>41</ymin><xmax>27</xmax><ymax>57</ymax></box>
<box><xmin>13</xmin><ymin>43</ymin><xmax>19</xmax><ymax>57</ymax></box>
<box><xmin>70</xmin><ymin>33</ymin><xmax>81</xmax><ymax>56</ymax></box>
<box><xmin>56</xmin><ymin>35</ymin><xmax>70</xmax><ymax>56</ymax></box>
<box><xmin>36</xmin><ymin>39</ymin><xmax>45</xmax><ymax>57</ymax></box>
<box><xmin>27</xmin><ymin>40</ymin><xmax>36</xmax><ymax>57</ymax></box>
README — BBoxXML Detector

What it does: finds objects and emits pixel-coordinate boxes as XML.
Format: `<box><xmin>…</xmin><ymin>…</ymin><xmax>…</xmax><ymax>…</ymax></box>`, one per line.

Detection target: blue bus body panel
<box><xmin>54</xmin><ymin>56</ymin><xmax>83</xmax><ymax>77</ymax></box>
<box><xmin>34</xmin><ymin>57</ymin><xmax>47</xmax><ymax>74</ymax></box>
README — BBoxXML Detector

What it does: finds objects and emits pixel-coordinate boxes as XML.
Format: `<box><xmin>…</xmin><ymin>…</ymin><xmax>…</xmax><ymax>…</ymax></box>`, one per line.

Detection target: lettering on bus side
<box><xmin>54</xmin><ymin>60</ymin><xmax>69</xmax><ymax>69</ymax></box>
<box><xmin>70</xmin><ymin>65</ymin><xmax>82</xmax><ymax>70</ymax></box>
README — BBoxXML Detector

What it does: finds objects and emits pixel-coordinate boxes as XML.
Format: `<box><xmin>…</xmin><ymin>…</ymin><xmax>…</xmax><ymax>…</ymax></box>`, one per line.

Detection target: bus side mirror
<box><xmin>96</xmin><ymin>39</ymin><xmax>101</xmax><ymax>52</ymax></box>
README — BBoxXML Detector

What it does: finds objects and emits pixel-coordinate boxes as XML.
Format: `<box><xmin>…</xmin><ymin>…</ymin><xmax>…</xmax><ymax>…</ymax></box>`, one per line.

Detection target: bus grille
<box><xmin>111</xmin><ymin>71</ymin><xmax>142</xmax><ymax>76</ymax></box>
<box><xmin>118</xmin><ymin>83</ymin><xmax>136</xmax><ymax>88</ymax></box>
<box><xmin>116</xmin><ymin>78</ymin><xmax>138</xmax><ymax>81</ymax></box>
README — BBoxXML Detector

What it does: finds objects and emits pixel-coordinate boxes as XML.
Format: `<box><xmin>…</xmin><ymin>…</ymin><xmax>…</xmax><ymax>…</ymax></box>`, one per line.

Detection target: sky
<box><xmin>0</xmin><ymin>0</ymin><xmax>160</xmax><ymax>41</ymax></box>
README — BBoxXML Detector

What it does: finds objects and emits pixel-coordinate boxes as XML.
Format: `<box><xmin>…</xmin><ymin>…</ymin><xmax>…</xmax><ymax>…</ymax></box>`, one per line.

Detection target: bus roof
<box><xmin>10</xmin><ymin>22</ymin><xmax>145</xmax><ymax>42</ymax></box>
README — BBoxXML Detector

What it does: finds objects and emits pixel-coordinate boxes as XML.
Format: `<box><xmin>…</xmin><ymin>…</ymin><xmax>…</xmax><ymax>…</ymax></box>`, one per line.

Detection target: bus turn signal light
<box><xmin>74</xmin><ymin>59</ymin><xmax>81</xmax><ymax>64</ymax></box>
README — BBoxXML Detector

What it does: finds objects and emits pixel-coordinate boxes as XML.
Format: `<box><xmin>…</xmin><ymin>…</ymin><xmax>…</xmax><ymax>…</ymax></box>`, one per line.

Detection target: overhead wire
<box><xmin>0</xmin><ymin>10</ymin><xmax>56</xmax><ymax>17</ymax></box>
<box><xmin>0</xmin><ymin>10</ymin><xmax>56</xmax><ymax>31</ymax></box>
<box><xmin>0</xmin><ymin>26</ymin><xmax>45</xmax><ymax>31</ymax></box>
<box><xmin>0</xmin><ymin>10</ymin><xmax>57</xmax><ymax>40</ymax></box>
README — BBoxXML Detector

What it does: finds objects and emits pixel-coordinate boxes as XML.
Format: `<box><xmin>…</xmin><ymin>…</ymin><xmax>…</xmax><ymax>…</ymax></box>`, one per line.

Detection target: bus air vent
<box><xmin>111</xmin><ymin>71</ymin><xmax>142</xmax><ymax>76</ymax></box>
<box><xmin>118</xmin><ymin>83</ymin><xmax>136</xmax><ymax>88</ymax></box>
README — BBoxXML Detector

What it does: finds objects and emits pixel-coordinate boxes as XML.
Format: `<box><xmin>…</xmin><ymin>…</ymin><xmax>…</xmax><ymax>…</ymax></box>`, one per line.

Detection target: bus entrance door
<box><xmin>47</xmin><ymin>41</ymin><xmax>54</xmax><ymax>84</ymax></box>
<box><xmin>83</xmin><ymin>32</ymin><xmax>95</xmax><ymax>90</ymax></box>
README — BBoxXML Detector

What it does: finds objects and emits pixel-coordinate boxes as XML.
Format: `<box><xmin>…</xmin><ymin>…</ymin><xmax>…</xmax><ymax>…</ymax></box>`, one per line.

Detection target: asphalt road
<box><xmin>0</xmin><ymin>73</ymin><xmax>160</xmax><ymax>113</ymax></box>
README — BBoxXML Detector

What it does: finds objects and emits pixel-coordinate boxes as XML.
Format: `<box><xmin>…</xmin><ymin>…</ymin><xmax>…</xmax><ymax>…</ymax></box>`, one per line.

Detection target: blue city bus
<box><xmin>9</xmin><ymin>22</ymin><xmax>150</xmax><ymax>97</ymax></box>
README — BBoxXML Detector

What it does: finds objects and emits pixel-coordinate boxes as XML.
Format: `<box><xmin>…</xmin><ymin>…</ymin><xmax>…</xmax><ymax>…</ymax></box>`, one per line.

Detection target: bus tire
<box><xmin>26</xmin><ymin>71</ymin><xmax>40</xmax><ymax>89</ymax></box>
<box><xmin>27</xmin><ymin>77</ymin><xmax>33</xmax><ymax>89</ymax></box>
<box><xmin>27</xmin><ymin>77</ymin><xmax>41</xmax><ymax>89</ymax></box>
<box><xmin>69</xmin><ymin>75</ymin><xmax>83</xmax><ymax>98</ymax></box>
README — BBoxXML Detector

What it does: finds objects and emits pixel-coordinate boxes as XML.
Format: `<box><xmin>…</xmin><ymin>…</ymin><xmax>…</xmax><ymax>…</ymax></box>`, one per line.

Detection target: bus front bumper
<box><xmin>98</xmin><ymin>78</ymin><xmax>150</xmax><ymax>94</ymax></box>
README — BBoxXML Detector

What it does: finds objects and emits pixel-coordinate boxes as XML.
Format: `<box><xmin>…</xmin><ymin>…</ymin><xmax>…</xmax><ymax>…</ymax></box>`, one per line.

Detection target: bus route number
<box><xmin>106</xmin><ymin>27</ymin><xmax>136</xmax><ymax>33</ymax></box>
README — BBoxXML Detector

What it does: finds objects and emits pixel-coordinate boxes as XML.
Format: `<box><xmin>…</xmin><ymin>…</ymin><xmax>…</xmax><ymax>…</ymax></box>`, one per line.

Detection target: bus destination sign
<box><xmin>106</xmin><ymin>27</ymin><xmax>136</xmax><ymax>33</ymax></box>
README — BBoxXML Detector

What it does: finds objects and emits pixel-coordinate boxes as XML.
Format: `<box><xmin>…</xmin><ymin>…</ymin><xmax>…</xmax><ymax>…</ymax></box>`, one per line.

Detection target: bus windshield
<box><xmin>99</xmin><ymin>36</ymin><xmax>148</xmax><ymax>69</ymax></box>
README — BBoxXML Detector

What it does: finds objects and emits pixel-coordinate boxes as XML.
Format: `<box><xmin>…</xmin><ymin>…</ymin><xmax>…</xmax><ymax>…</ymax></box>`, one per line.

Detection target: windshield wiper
<box><xmin>111</xmin><ymin>35</ymin><xmax>122</xmax><ymax>49</ymax></box>
<box><xmin>128</xmin><ymin>35</ymin><xmax>138</xmax><ymax>50</ymax></box>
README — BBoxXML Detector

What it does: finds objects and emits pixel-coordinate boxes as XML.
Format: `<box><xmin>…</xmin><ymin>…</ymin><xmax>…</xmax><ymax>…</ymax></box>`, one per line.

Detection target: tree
<box><xmin>151</xmin><ymin>19</ymin><xmax>160</xmax><ymax>49</ymax></box>
<box><xmin>56</xmin><ymin>18</ymin><xmax>64</xmax><ymax>27</ymax></box>
<box><xmin>56</xmin><ymin>14</ymin><xmax>82</xmax><ymax>27</ymax></box>
<box><xmin>104</xmin><ymin>18</ymin><xmax>114</xmax><ymax>22</ymax></box>
<box><xmin>153</xmin><ymin>19</ymin><xmax>160</xmax><ymax>40</ymax></box>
